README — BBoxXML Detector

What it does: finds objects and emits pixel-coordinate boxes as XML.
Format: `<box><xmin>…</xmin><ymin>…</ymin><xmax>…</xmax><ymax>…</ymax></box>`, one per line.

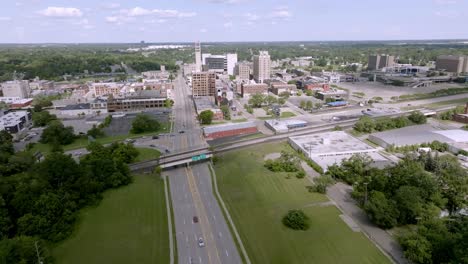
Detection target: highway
<box><xmin>167</xmin><ymin>73</ymin><xmax>241</xmax><ymax>264</ymax></box>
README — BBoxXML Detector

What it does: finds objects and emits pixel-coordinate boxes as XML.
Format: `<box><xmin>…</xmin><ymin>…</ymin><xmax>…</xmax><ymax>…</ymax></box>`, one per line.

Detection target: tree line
<box><xmin>326</xmin><ymin>153</ymin><xmax>467</xmax><ymax>263</ymax></box>
<box><xmin>0</xmin><ymin>128</ymin><xmax>139</xmax><ymax>263</ymax></box>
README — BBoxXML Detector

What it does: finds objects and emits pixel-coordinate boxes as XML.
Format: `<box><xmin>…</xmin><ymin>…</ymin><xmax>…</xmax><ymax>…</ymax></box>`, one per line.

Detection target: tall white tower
<box><xmin>253</xmin><ymin>51</ymin><xmax>271</xmax><ymax>83</ymax></box>
<box><xmin>195</xmin><ymin>42</ymin><xmax>202</xmax><ymax>73</ymax></box>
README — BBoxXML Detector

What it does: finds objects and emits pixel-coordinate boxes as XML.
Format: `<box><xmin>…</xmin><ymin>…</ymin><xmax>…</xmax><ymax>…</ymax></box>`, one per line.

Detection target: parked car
<box><xmin>198</xmin><ymin>237</ymin><xmax>205</xmax><ymax>247</ymax></box>
<box><xmin>193</xmin><ymin>216</ymin><xmax>198</xmax><ymax>223</ymax></box>
<box><xmin>152</xmin><ymin>135</ymin><xmax>159</xmax><ymax>139</ymax></box>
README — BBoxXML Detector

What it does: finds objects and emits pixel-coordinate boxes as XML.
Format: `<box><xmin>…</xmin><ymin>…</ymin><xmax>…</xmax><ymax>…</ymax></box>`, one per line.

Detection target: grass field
<box><xmin>135</xmin><ymin>147</ymin><xmax>161</xmax><ymax>162</ymax></box>
<box><xmin>425</xmin><ymin>98</ymin><xmax>468</xmax><ymax>109</ymax></box>
<box><xmin>53</xmin><ymin>174</ymin><xmax>170</xmax><ymax>264</ymax></box>
<box><xmin>214</xmin><ymin>143</ymin><xmax>390</xmax><ymax>264</ymax></box>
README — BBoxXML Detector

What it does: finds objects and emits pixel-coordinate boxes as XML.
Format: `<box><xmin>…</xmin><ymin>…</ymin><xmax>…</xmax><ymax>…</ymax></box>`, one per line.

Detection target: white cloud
<box><xmin>224</xmin><ymin>22</ymin><xmax>233</xmax><ymax>28</ymax></box>
<box><xmin>0</xmin><ymin>17</ymin><xmax>12</xmax><ymax>21</ymax></box>
<box><xmin>200</xmin><ymin>28</ymin><xmax>208</xmax><ymax>33</ymax></box>
<box><xmin>245</xmin><ymin>13</ymin><xmax>260</xmax><ymax>21</ymax></box>
<box><xmin>434</xmin><ymin>10</ymin><xmax>459</xmax><ymax>17</ymax></box>
<box><xmin>38</xmin><ymin>7</ymin><xmax>83</xmax><ymax>18</ymax></box>
<box><xmin>120</xmin><ymin>7</ymin><xmax>196</xmax><ymax>18</ymax></box>
<box><xmin>270</xmin><ymin>7</ymin><xmax>292</xmax><ymax>19</ymax></box>
<box><xmin>101</xmin><ymin>3</ymin><xmax>121</xmax><ymax>9</ymax></box>
<box><xmin>434</xmin><ymin>0</ymin><xmax>457</xmax><ymax>4</ymax></box>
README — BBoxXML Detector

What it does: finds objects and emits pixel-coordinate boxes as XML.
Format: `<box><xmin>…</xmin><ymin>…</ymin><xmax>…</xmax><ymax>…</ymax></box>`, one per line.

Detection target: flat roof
<box><xmin>203</xmin><ymin>121</ymin><xmax>257</xmax><ymax>134</ymax></box>
<box><xmin>290</xmin><ymin>131</ymin><xmax>374</xmax><ymax>156</ymax></box>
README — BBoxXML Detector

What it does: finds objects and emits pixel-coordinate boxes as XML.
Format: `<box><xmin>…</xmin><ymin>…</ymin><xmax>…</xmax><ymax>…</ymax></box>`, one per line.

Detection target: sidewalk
<box><xmin>327</xmin><ymin>183</ymin><xmax>407</xmax><ymax>264</ymax></box>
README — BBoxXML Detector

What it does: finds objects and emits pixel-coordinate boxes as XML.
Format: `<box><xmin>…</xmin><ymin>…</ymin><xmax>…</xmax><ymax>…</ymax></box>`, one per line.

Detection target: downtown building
<box><xmin>436</xmin><ymin>55</ymin><xmax>468</xmax><ymax>73</ymax></box>
<box><xmin>367</xmin><ymin>54</ymin><xmax>395</xmax><ymax>71</ymax></box>
<box><xmin>202</xmin><ymin>53</ymin><xmax>238</xmax><ymax>75</ymax></box>
<box><xmin>192</xmin><ymin>72</ymin><xmax>216</xmax><ymax>97</ymax></box>
<box><xmin>234</xmin><ymin>62</ymin><xmax>251</xmax><ymax>82</ymax></box>
<box><xmin>0</xmin><ymin>80</ymin><xmax>30</xmax><ymax>98</ymax></box>
<box><xmin>253</xmin><ymin>51</ymin><xmax>271</xmax><ymax>83</ymax></box>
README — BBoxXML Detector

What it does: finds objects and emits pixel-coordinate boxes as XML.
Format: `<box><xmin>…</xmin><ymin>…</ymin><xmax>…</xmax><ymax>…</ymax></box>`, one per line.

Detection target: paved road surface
<box><xmin>167</xmin><ymin>73</ymin><xmax>241</xmax><ymax>264</ymax></box>
<box><xmin>327</xmin><ymin>183</ymin><xmax>407</xmax><ymax>264</ymax></box>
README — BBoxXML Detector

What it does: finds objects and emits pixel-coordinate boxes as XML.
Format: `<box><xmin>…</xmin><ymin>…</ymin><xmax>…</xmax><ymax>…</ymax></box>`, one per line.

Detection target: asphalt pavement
<box><xmin>167</xmin><ymin>73</ymin><xmax>241</xmax><ymax>264</ymax></box>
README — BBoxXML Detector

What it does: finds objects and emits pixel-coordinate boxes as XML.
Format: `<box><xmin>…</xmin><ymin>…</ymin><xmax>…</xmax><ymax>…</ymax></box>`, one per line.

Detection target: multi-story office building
<box><xmin>253</xmin><ymin>51</ymin><xmax>271</xmax><ymax>83</ymax></box>
<box><xmin>92</xmin><ymin>83</ymin><xmax>123</xmax><ymax>97</ymax></box>
<box><xmin>107</xmin><ymin>96</ymin><xmax>166</xmax><ymax>112</ymax></box>
<box><xmin>368</xmin><ymin>54</ymin><xmax>395</xmax><ymax>71</ymax></box>
<box><xmin>0</xmin><ymin>111</ymin><xmax>32</xmax><ymax>134</ymax></box>
<box><xmin>202</xmin><ymin>53</ymin><xmax>238</xmax><ymax>75</ymax></box>
<box><xmin>1</xmin><ymin>81</ymin><xmax>30</xmax><ymax>98</ymax></box>
<box><xmin>234</xmin><ymin>62</ymin><xmax>250</xmax><ymax>81</ymax></box>
<box><xmin>183</xmin><ymin>63</ymin><xmax>198</xmax><ymax>76</ymax></box>
<box><xmin>195</xmin><ymin>42</ymin><xmax>202</xmax><ymax>73</ymax></box>
<box><xmin>436</xmin><ymin>55</ymin><xmax>468</xmax><ymax>73</ymax></box>
<box><xmin>192</xmin><ymin>72</ymin><xmax>216</xmax><ymax>97</ymax></box>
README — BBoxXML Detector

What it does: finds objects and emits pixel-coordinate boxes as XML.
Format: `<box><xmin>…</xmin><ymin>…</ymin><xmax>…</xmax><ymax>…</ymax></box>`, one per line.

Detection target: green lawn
<box><xmin>257</xmin><ymin>111</ymin><xmax>296</xmax><ymax>120</ymax></box>
<box><xmin>425</xmin><ymin>98</ymin><xmax>468</xmax><ymax>109</ymax></box>
<box><xmin>134</xmin><ymin>147</ymin><xmax>161</xmax><ymax>162</ymax></box>
<box><xmin>214</xmin><ymin>143</ymin><xmax>390</xmax><ymax>264</ymax></box>
<box><xmin>53</xmin><ymin>174</ymin><xmax>170</xmax><ymax>264</ymax></box>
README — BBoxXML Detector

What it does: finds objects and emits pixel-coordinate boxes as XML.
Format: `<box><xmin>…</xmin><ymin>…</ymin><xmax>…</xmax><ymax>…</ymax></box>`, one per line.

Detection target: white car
<box><xmin>198</xmin><ymin>237</ymin><xmax>205</xmax><ymax>247</ymax></box>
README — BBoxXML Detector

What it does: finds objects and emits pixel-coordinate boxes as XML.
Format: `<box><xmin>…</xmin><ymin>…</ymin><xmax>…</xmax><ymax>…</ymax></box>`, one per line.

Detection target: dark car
<box><xmin>193</xmin><ymin>216</ymin><xmax>199</xmax><ymax>223</ymax></box>
<box><xmin>179</xmin><ymin>130</ymin><xmax>185</xmax><ymax>134</ymax></box>
<box><xmin>152</xmin><ymin>135</ymin><xmax>159</xmax><ymax>139</ymax></box>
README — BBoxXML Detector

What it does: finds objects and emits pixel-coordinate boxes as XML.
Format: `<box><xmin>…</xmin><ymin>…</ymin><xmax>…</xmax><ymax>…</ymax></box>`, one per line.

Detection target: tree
<box><xmin>164</xmin><ymin>99</ymin><xmax>174</xmax><ymax>108</ymax></box>
<box><xmin>395</xmin><ymin>186</ymin><xmax>424</xmax><ymax>224</ymax></box>
<box><xmin>278</xmin><ymin>98</ymin><xmax>286</xmax><ymax>105</ymax></box>
<box><xmin>199</xmin><ymin>110</ymin><xmax>214</xmax><ymax>125</ymax></box>
<box><xmin>32</xmin><ymin>111</ymin><xmax>57</xmax><ymax>127</ymax></box>
<box><xmin>399</xmin><ymin>232</ymin><xmax>433</xmax><ymax>264</ymax></box>
<box><xmin>40</xmin><ymin>120</ymin><xmax>75</xmax><ymax>145</ymax></box>
<box><xmin>364</xmin><ymin>191</ymin><xmax>399</xmax><ymax>229</ymax></box>
<box><xmin>300</xmin><ymin>100</ymin><xmax>306</xmax><ymax>109</ymax></box>
<box><xmin>282</xmin><ymin>210</ymin><xmax>309</xmax><ymax>230</ymax></box>
<box><xmin>248</xmin><ymin>93</ymin><xmax>265</xmax><ymax>108</ymax></box>
<box><xmin>220</xmin><ymin>105</ymin><xmax>231</xmax><ymax>120</ymax></box>
<box><xmin>354</xmin><ymin>116</ymin><xmax>375</xmax><ymax>133</ymax></box>
<box><xmin>87</xmin><ymin>125</ymin><xmax>105</xmax><ymax>138</ymax></box>
<box><xmin>408</xmin><ymin>111</ymin><xmax>427</xmax><ymax>124</ymax></box>
<box><xmin>306</xmin><ymin>101</ymin><xmax>313</xmax><ymax>111</ymax></box>
<box><xmin>264</xmin><ymin>95</ymin><xmax>277</xmax><ymax>106</ymax></box>
<box><xmin>130</xmin><ymin>114</ymin><xmax>161</xmax><ymax>134</ymax></box>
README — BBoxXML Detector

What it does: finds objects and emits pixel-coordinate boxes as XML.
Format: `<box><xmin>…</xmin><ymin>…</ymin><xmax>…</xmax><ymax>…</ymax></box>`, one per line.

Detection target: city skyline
<box><xmin>0</xmin><ymin>0</ymin><xmax>468</xmax><ymax>43</ymax></box>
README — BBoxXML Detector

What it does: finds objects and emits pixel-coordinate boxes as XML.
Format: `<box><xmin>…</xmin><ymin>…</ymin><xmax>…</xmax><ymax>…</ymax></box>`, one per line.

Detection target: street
<box><xmin>167</xmin><ymin>73</ymin><xmax>241</xmax><ymax>264</ymax></box>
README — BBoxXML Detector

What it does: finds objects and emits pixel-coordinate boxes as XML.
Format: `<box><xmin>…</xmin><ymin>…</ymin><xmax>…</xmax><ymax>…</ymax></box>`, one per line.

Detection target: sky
<box><xmin>0</xmin><ymin>0</ymin><xmax>467</xmax><ymax>43</ymax></box>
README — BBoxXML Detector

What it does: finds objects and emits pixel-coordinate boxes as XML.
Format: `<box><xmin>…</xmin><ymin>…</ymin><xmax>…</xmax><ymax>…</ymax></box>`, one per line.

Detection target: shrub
<box><xmin>296</xmin><ymin>170</ymin><xmax>306</xmax><ymax>179</ymax></box>
<box><xmin>282</xmin><ymin>210</ymin><xmax>310</xmax><ymax>230</ymax></box>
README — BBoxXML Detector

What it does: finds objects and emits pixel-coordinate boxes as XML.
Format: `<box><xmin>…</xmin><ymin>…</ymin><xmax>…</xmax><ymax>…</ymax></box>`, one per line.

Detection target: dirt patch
<box><xmin>264</xmin><ymin>152</ymin><xmax>281</xmax><ymax>161</ymax></box>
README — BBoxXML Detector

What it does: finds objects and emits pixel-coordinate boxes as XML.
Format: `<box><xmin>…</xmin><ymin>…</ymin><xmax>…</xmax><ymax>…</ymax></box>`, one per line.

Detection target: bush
<box><xmin>296</xmin><ymin>170</ymin><xmax>305</xmax><ymax>179</ymax></box>
<box><xmin>264</xmin><ymin>151</ymin><xmax>300</xmax><ymax>172</ymax></box>
<box><xmin>309</xmin><ymin>174</ymin><xmax>334</xmax><ymax>193</ymax></box>
<box><xmin>408</xmin><ymin>111</ymin><xmax>427</xmax><ymax>124</ymax></box>
<box><xmin>131</xmin><ymin>114</ymin><xmax>161</xmax><ymax>134</ymax></box>
<box><xmin>282</xmin><ymin>210</ymin><xmax>309</xmax><ymax>230</ymax></box>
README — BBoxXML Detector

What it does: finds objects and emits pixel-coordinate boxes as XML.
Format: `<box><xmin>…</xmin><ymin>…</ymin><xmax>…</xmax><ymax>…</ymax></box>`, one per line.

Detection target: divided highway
<box><xmin>166</xmin><ymin>74</ymin><xmax>241</xmax><ymax>264</ymax></box>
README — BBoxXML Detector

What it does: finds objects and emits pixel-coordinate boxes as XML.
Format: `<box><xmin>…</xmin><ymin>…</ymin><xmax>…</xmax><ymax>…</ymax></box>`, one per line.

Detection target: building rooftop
<box><xmin>203</xmin><ymin>121</ymin><xmax>256</xmax><ymax>134</ymax></box>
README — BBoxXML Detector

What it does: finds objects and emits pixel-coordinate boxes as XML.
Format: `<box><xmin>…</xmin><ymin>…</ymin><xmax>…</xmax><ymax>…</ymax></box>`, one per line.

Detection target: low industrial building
<box><xmin>369</xmin><ymin>124</ymin><xmax>468</xmax><ymax>153</ymax></box>
<box><xmin>316</xmin><ymin>89</ymin><xmax>348</xmax><ymax>101</ymax></box>
<box><xmin>289</xmin><ymin>131</ymin><xmax>391</xmax><ymax>172</ymax></box>
<box><xmin>0</xmin><ymin>111</ymin><xmax>32</xmax><ymax>134</ymax></box>
<box><xmin>265</xmin><ymin>119</ymin><xmax>307</xmax><ymax>133</ymax></box>
<box><xmin>241</xmin><ymin>83</ymin><xmax>268</xmax><ymax>97</ymax></box>
<box><xmin>270</xmin><ymin>83</ymin><xmax>297</xmax><ymax>95</ymax></box>
<box><xmin>203</xmin><ymin>121</ymin><xmax>257</xmax><ymax>139</ymax></box>
<box><xmin>194</xmin><ymin>97</ymin><xmax>223</xmax><ymax>120</ymax></box>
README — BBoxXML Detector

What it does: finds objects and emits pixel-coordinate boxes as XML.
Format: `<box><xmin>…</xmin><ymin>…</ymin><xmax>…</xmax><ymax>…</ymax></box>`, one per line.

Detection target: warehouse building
<box><xmin>369</xmin><ymin>125</ymin><xmax>468</xmax><ymax>153</ymax></box>
<box><xmin>265</xmin><ymin>119</ymin><xmax>307</xmax><ymax>133</ymax></box>
<box><xmin>203</xmin><ymin>121</ymin><xmax>257</xmax><ymax>139</ymax></box>
<box><xmin>289</xmin><ymin>131</ymin><xmax>391</xmax><ymax>172</ymax></box>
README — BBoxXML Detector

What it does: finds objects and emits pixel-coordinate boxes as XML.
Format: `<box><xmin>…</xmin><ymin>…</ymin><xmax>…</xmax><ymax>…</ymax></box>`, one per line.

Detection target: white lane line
<box><xmin>218</xmin><ymin>232</ymin><xmax>222</xmax><ymax>238</ymax></box>
<box><xmin>199</xmin><ymin>257</ymin><xmax>202</xmax><ymax>264</ymax></box>
<box><xmin>183</xmin><ymin>219</ymin><xmax>186</xmax><ymax>225</ymax></box>
<box><xmin>186</xmin><ymin>236</ymin><xmax>189</xmax><ymax>243</ymax></box>
<box><xmin>225</xmin><ymin>250</ymin><xmax>229</xmax><ymax>257</ymax></box>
